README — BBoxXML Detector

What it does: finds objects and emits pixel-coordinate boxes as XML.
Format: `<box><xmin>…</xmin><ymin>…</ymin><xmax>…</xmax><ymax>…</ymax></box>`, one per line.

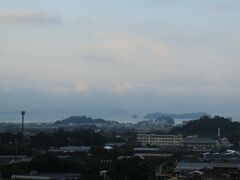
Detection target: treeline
<box><xmin>32</xmin><ymin>129</ymin><xmax>105</xmax><ymax>149</ymax></box>
<box><xmin>0</xmin><ymin>129</ymin><xmax>105</xmax><ymax>151</ymax></box>
<box><xmin>0</xmin><ymin>152</ymin><xmax>159</xmax><ymax>180</ymax></box>
<box><xmin>0</xmin><ymin>153</ymin><xmax>89</xmax><ymax>179</ymax></box>
<box><xmin>170</xmin><ymin>116</ymin><xmax>240</xmax><ymax>144</ymax></box>
<box><xmin>0</xmin><ymin>132</ymin><xmax>21</xmax><ymax>144</ymax></box>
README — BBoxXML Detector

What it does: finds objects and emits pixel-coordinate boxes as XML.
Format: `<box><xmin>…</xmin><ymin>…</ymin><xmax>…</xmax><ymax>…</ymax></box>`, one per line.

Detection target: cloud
<box><xmin>74</xmin><ymin>83</ymin><xmax>90</xmax><ymax>93</ymax></box>
<box><xmin>79</xmin><ymin>32</ymin><xmax>167</xmax><ymax>63</ymax></box>
<box><xmin>41</xmin><ymin>85</ymin><xmax>71</xmax><ymax>95</ymax></box>
<box><xmin>1</xmin><ymin>86</ymin><xmax>18</xmax><ymax>94</ymax></box>
<box><xmin>0</xmin><ymin>12</ymin><xmax>62</xmax><ymax>25</ymax></box>
<box><xmin>111</xmin><ymin>83</ymin><xmax>135</xmax><ymax>94</ymax></box>
<box><xmin>150</xmin><ymin>0</ymin><xmax>178</xmax><ymax>6</ymax></box>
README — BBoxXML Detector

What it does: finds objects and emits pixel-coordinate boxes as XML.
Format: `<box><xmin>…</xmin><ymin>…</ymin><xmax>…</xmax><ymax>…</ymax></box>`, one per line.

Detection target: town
<box><xmin>2</xmin><ymin>0</ymin><xmax>240</xmax><ymax>179</ymax></box>
<box><xmin>0</xmin><ymin>114</ymin><xmax>239</xmax><ymax>179</ymax></box>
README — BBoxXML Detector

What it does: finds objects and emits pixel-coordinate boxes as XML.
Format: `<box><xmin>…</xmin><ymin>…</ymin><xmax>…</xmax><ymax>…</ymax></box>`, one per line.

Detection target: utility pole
<box><xmin>21</xmin><ymin>111</ymin><xmax>26</xmax><ymax>143</ymax></box>
<box><xmin>218</xmin><ymin>127</ymin><xmax>221</xmax><ymax>138</ymax></box>
<box><xmin>14</xmin><ymin>138</ymin><xmax>18</xmax><ymax>162</ymax></box>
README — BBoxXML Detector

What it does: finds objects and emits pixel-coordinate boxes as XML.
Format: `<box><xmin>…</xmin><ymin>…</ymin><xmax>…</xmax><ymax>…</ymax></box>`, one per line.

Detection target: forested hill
<box><xmin>55</xmin><ymin>116</ymin><xmax>111</xmax><ymax>125</ymax></box>
<box><xmin>170</xmin><ymin>116</ymin><xmax>240</xmax><ymax>144</ymax></box>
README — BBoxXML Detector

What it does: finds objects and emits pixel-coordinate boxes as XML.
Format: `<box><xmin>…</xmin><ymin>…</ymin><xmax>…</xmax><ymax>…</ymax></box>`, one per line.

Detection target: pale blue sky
<box><xmin>0</xmin><ymin>0</ymin><xmax>240</xmax><ymax>119</ymax></box>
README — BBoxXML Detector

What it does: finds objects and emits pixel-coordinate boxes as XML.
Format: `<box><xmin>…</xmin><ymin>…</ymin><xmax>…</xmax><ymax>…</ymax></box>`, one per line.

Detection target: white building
<box><xmin>137</xmin><ymin>134</ymin><xmax>182</xmax><ymax>146</ymax></box>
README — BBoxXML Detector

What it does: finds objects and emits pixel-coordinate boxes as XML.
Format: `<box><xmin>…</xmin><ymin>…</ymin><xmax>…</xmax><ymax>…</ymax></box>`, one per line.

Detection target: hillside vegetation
<box><xmin>170</xmin><ymin>116</ymin><xmax>240</xmax><ymax>144</ymax></box>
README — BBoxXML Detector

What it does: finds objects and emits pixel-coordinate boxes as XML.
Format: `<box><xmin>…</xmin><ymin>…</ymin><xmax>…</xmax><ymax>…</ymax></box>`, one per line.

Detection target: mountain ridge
<box><xmin>144</xmin><ymin>112</ymin><xmax>211</xmax><ymax>119</ymax></box>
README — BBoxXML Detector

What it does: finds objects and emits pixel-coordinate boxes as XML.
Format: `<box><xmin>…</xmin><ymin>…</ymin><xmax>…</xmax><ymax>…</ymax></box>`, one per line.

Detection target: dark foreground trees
<box><xmin>31</xmin><ymin>129</ymin><xmax>105</xmax><ymax>150</ymax></box>
<box><xmin>111</xmin><ymin>157</ymin><xmax>150</xmax><ymax>180</ymax></box>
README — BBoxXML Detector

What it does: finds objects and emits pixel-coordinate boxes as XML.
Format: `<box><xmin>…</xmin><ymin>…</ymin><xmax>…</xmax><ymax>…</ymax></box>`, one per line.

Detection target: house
<box><xmin>49</xmin><ymin>146</ymin><xmax>91</xmax><ymax>153</ymax></box>
<box><xmin>0</xmin><ymin>156</ymin><xmax>32</xmax><ymax>165</ymax></box>
<box><xmin>11</xmin><ymin>173</ymin><xmax>81</xmax><ymax>180</ymax></box>
<box><xmin>175</xmin><ymin>161</ymin><xmax>240</xmax><ymax>179</ymax></box>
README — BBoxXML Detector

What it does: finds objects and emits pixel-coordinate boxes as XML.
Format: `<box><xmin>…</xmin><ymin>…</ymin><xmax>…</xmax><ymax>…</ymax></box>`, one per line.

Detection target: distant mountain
<box><xmin>55</xmin><ymin>116</ymin><xmax>107</xmax><ymax>125</ymax></box>
<box><xmin>144</xmin><ymin>112</ymin><xmax>211</xmax><ymax>120</ymax></box>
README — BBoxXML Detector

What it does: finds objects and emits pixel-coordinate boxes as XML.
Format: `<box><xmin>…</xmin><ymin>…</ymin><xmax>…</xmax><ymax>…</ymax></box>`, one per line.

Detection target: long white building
<box><xmin>137</xmin><ymin>134</ymin><xmax>182</xmax><ymax>146</ymax></box>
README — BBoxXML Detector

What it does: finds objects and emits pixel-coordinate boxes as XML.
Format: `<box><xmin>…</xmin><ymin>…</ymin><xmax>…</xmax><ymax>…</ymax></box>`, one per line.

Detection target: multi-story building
<box><xmin>137</xmin><ymin>132</ymin><xmax>232</xmax><ymax>151</ymax></box>
<box><xmin>137</xmin><ymin>134</ymin><xmax>182</xmax><ymax>146</ymax></box>
<box><xmin>182</xmin><ymin>137</ymin><xmax>217</xmax><ymax>152</ymax></box>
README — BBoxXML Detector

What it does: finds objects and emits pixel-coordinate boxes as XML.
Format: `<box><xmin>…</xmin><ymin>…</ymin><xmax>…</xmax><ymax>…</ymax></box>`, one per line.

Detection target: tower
<box><xmin>21</xmin><ymin>111</ymin><xmax>26</xmax><ymax>143</ymax></box>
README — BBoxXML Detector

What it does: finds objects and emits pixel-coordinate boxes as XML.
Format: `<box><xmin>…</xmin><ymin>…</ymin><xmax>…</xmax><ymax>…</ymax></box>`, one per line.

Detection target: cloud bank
<box><xmin>0</xmin><ymin>12</ymin><xmax>62</xmax><ymax>25</ymax></box>
<box><xmin>80</xmin><ymin>32</ymin><xmax>167</xmax><ymax>64</ymax></box>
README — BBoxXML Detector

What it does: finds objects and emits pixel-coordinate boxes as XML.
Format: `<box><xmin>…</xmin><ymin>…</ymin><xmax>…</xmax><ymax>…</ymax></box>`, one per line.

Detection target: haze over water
<box><xmin>0</xmin><ymin>112</ymin><xmax>239</xmax><ymax>124</ymax></box>
<box><xmin>1</xmin><ymin>1</ymin><xmax>240</xmax><ymax>118</ymax></box>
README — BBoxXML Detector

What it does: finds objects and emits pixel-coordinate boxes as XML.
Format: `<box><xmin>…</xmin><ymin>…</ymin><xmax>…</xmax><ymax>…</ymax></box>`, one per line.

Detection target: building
<box><xmin>176</xmin><ymin>162</ymin><xmax>212</xmax><ymax>171</ymax></box>
<box><xmin>137</xmin><ymin>132</ymin><xmax>231</xmax><ymax>151</ymax></box>
<box><xmin>105</xmin><ymin>142</ymin><xmax>126</xmax><ymax>147</ymax></box>
<box><xmin>0</xmin><ymin>156</ymin><xmax>32</xmax><ymax>165</ymax></box>
<box><xmin>175</xmin><ymin>161</ymin><xmax>240</xmax><ymax>179</ymax></box>
<box><xmin>182</xmin><ymin>137</ymin><xmax>217</xmax><ymax>152</ymax></box>
<box><xmin>49</xmin><ymin>146</ymin><xmax>91</xmax><ymax>153</ymax></box>
<box><xmin>137</xmin><ymin>134</ymin><xmax>182</xmax><ymax>146</ymax></box>
<box><xmin>134</xmin><ymin>147</ymin><xmax>172</xmax><ymax>158</ymax></box>
<box><xmin>220</xmin><ymin>137</ymin><xmax>232</xmax><ymax>148</ymax></box>
<box><xmin>11</xmin><ymin>173</ymin><xmax>81</xmax><ymax>180</ymax></box>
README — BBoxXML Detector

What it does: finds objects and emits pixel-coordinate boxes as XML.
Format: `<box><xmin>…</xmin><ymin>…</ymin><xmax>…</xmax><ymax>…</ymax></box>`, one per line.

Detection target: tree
<box><xmin>114</xmin><ymin>157</ymin><xmax>149</xmax><ymax>180</ymax></box>
<box><xmin>31</xmin><ymin>132</ymin><xmax>54</xmax><ymax>150</ymax></box>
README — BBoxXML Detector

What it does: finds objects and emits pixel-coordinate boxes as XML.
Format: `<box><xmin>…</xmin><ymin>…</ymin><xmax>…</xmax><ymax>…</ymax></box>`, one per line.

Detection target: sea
<box><xmin>0</xmin><ymin>113</ymin><xmax>192</xmax><ymax>125</ymax></box>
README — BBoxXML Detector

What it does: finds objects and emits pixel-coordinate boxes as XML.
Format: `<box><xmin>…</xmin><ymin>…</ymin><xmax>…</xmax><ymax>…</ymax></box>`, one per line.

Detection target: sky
<box><xmin>0</xmin><ymin>0</ymin><xmax>240</xmax><ymax>119</ymax></box>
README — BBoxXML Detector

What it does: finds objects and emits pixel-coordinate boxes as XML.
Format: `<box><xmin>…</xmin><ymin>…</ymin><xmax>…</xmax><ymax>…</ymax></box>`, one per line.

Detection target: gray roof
<box><xmin>176</xmin><ymin>162</ymin><xmax>212</xmax><ymax>170</ymax></box>
<box><xmin>213</xmin><ymin>162</ymin><xmax>240</xmax><ymax>168</ymax></box>
<box><xmin>182</xmin><ymin>138</ymin><xmax>216</xmax><ymax>144</ymax></box>
<box><xmin>134</xmin><ymin>147</ymin><xmax>159</xmax><ymax>151</ymax></box>
<box><xmin>176</xmin><ymin>162</ymin><xmax>240</xmax><ymax>170</ymax></box>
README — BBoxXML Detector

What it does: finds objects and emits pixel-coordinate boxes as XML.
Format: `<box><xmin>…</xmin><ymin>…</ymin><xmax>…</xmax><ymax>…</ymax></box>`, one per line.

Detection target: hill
<box><xmin>170</xmin><ymin>116</ymin><xmax>240</xmax><ymax>144</ymax></box>
<box><xmin>55</xmin><ymin>116</ymin><xmax>107</xmax><ymax>125</ymax></box>
<box><xmin>144</xmin><ymin>112</ymin><xmax>211</xmax><ymax>120</ymax></box>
